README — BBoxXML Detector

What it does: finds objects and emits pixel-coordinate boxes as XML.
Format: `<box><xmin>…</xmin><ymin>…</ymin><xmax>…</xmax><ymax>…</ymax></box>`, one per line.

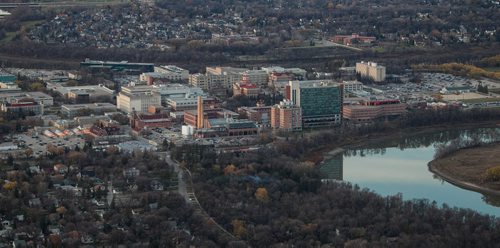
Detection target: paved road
<box><xmin>157</xmin><ymin>151</ymin><xmax>240</xmax><ymax>243</ymax></box>
<box><xmin>106</xmin><ymin>179</ymin><xmax>113</xmax><ymax>206</ymax></box>
<box><xmin>163</xmin><ymin>152</ymin><xmax>188</xmax><ymax>200</ymax></box>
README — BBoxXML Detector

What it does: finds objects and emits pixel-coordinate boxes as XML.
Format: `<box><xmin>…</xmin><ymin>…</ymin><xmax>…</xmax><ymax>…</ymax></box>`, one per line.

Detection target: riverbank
<box><xmin>315</xmin><ymin>120</ymin><xmax>500</xmax><ymax>165</ymax></box>
<box><xmin>428</xmin><ymin>142</ymin><xmax>500</xmax><ymax>197</ymax></box>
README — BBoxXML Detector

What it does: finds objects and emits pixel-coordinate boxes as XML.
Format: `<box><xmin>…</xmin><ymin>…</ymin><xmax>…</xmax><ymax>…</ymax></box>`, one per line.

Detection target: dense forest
<box><xmin>179</xmin><ymin>144</ymin><xmax>500</xmax><ymax>247</ymax></box>
<box><xmin>171</xmin><ymin>107</ymin><xmax>500</xmax><ymax>247</ymax></box>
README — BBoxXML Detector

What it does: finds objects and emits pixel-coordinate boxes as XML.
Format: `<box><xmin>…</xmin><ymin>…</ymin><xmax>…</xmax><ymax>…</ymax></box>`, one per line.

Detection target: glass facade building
<box><xmin>290</xmin><ymin>80</ymin><xmax>342</xmax><ymax>127</ymax></box>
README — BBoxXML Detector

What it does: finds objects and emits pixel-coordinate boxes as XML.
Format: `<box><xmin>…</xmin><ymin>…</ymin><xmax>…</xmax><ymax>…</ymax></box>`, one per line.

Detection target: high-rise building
<box><xmin>271</xmin><ymin>100</ymin><xmax>302</xmax><ymax>131</ymax></box>
<box><xmin>117</xmin><ymin>86</ymin><xmax>161</xmax><ymax>113</ymax></box>
<box><xmin>289</xmin><ymin>80</ymin><xmax>343</xmax><ymax>127</ymax></box>
<box><xmin>355</xmin><ymin>61</ymin><xmax>386</xmax><ymax>82</ymax></box>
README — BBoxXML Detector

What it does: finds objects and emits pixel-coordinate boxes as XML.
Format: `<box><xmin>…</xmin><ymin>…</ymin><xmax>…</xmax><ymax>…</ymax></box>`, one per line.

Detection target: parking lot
<box><xmin>363</xmin><ymin>73</ymin><xmax>500</xmax><ymax>105</ymax></box>
<box><xmin>14</xmin><ymin>133</ymin><xmax>86</xmax><ymax>157</ymax></box>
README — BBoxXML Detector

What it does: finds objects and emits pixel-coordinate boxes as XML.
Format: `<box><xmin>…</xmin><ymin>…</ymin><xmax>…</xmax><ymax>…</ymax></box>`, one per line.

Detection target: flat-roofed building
<box><xmin>242</xmin><ymin>70</ymin><xmax>268</xmax><ymax>86</ymax></box>
<box><xmin>238</xmin><ymin>104</ymin><xmax>272</xmax><ymax>127</ymax></box>
<box><xmin>167</xmin><ymin>96</ymin><xmax>217</xmax><ymax>111</ymax></box>
<box><xmin>0</xmin><ymin>92</ymin><xmax>53</xmax><ymax>106</ymax></box>
<box><xmin>342</xmin><ymin>80</ymin><xmax>364</xmax><ymax>94</ymax></box>
<box><xmin>0</xmin><ymin>73</ymin><xmax>16</xmax><ymax>83</ymax></box>
<box><xmin>233</xmin><ymin>82</ymin><xmax>260</xmax><ymax>98</ymax></box>
<box><xmin>130</xmin><ymin>110</ymin><xmax>172</xmax><ymax>131</ymax></box>
<box><xmin>154</xmin><ymin>65</ymin><xmax>189</xmax><ymax>80</ymax></box>
<box><xmin>184</xmin><ymin>108</ymin><xmax>239</xmax><ymax>128</ymax></box>
<box><xmin>117</xmin><ymin>86</ymin><xmax>161</xmax><ymax>114</ymax></box>
<box><xmin>74</xmin><ymin>115</ymin><xmax>112</xmax><ymax>128</ymax></box>
<box><xmin>261</xmin><ymin>66</ymin><xmax>307</xmax><ymax>80</ymax></box>
<box><xmin>189</xmin><ymin>72</ymin><xmax>236</xmax><ymax>92</ymax></box>
<box><xmin>0</xmin><ymin>98</ymin><xmax>43</xmax><ymax>115</ymax></box>
<box><xmin>61</xmin><ymin>103</ymin><xmax>117</xmax><ymax>118</ymax></box>
<box><xmin>117</xmin><ymin>84</ymin><xmax>206</xmax><ymax>113</ymax></box>
<box><xmin>199</xmin><ymin>118</ymin><xmax>258</xmax><ymax>137</ymax></box>
<box><xmin>289</xmin><ymin>80</ymin><xmax>343</xmax><ymax>127</ymax></box>
<box><xmin>47</xmin><ymin>83</ymin><xmax>114</xmax><ymax>103</ymax></box>
<box><xmin>338</xmin><ymin>67</ymin><xmax>357</xmax><ymax>80</ymax></box>
<box><xmin>331</xmin><ymin>34</ymin><xmax>376</xmax><ymax>45</ymax></box>
<box><xmin>271</xmin><ymin>100</ymin><xmax>302</xmax><ymax>131</ymax></box>
<box><xmin>155</xmin><ymin>84</ymin><xmax>205</xmax><ymax>103</ymax></box>
<box><xmin>206</xmin><ymin>66</ymin><xmax>247</xmax><ymax>77</ymax></box>
<box><xmin>140</xmin><ymin>72</ymin><xmax>173</xmax><ymax>85</ymax></box>
<box><xmin>343</xmin><ymin>99</ymin><xmax>407</xmax><ymax>123</ymax></box>
<box><xmin>356</xmin><ymin>61</ymin><xmax>386</xmax><ymax>82</ymax></box>
<box><xmin>80</xmin><ymin>58</ymin><xmax>154</xmax><ymax>74</ymax></box>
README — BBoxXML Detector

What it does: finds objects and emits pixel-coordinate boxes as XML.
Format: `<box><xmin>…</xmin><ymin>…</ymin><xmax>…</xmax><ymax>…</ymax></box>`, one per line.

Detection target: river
<box><xmin>320</xmin><ymin>128</ymin><xmax>500</xmax><ymax>216</ymax></box>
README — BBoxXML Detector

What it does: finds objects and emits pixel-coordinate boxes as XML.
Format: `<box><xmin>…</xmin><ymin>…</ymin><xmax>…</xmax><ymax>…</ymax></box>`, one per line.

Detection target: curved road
<box><xmin>159</xmin><ymin>151</ymin><xmax>240</xmax><ymax>243</ymax></box>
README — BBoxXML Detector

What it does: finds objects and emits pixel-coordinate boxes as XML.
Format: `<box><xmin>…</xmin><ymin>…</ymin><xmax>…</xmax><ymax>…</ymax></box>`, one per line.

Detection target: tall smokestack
<box><xmin>197</xmin><ymin>96</ymin><xmax>204</xmax><ymax>129</ymax></box>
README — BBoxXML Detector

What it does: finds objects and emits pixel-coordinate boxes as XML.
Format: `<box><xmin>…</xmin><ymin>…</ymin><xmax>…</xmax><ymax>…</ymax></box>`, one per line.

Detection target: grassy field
<box><xmin>430</xmin><ymin>143</ymin><xmax>500</xmax><ymax>191</ymax></box>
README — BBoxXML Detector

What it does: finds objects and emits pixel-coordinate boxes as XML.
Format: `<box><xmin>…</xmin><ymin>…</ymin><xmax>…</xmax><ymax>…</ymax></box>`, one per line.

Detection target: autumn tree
<box><xmin>232</xmin><ymin>219</ymin><xmax>248</xmax><ymax>239</ymax></box>
<box><xmin>254</xmin><ymin>187</ymin><xmax>270</xmax><ymax>203</ymax></box>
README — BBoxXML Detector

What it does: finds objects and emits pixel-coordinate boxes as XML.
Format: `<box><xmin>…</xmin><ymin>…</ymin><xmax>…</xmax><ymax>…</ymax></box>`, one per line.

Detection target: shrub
<box><xmin>483</xmin><ymin>166</ymin><xmax>500</xmax><ymax>182</ymax></box>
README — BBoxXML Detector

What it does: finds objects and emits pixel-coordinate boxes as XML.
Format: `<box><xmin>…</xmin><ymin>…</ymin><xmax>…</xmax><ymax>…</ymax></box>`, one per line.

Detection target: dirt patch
<box><xmin>430</xmin><ymin>143</ymin><xmax>500</xmax><ymax>191</ymax></box>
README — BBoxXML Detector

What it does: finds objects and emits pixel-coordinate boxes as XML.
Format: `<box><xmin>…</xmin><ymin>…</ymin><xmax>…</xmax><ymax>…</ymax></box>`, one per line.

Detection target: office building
<box><xmin>141</xmin><ymin>65</ymin><xmax>189</xmax><ymax>85</ymax></box>
<box><xmin>154</xmin><ymin>84</ymin><xmax>205</xmax><ymax>103</ymax></box>
<box><xmin>233</xmin><ymin>82</ymin><xmax>260</xmax><ymax>98</ymax></box>
<box><xmin>117</xmin><ymin>84</ymin><xmax>205</xmax><ymax>113</ymax></box>
<box><xmin>261</xmin><ymin>67</ymin><xmax>307</xmax><ymax>80</ymax></box>
<box><xmin>117</xmin><ymin>86</ymin><xmax>161</xmax><ymax>113</ymax></box>
<box><xmin>154</xmin><ymin>65</ymin><xmax>189</xmax><ymax>80</ymax></box>
<box><xmin>238</xmin><ymin>104</ymin><xmax>272</xmax><ymax>128</ymax></box>
<box><xmin>61</xmin><ymin>103</ymin><xmax>118</xmax><ymax>118</ymax></box>
<box><xmin>47</xmin><ymin>83</ymin><xmax>114</xmax><ymax>103</ymax></box>
<box><xmin>166</xmin><ymin>96</ymin><xmax>216</xmax><ymax>111</ymax></box>
<box><xmin>270</xmin><ymin>100</ymin><xmax>302</xmax><ymax>131</ymax></box>
<box><xmin>241</xmin><ymin>70</ymin><xmax>269</xmax><ymax>86</ymax></box>
<box><xmin>343</xmin><ymin>99</ymin><xmax>407</xmax><ymax>123</ymax></box>
<box><xmin>184</xmin><ymin>108</ymin><xmax>239</xmax><ymax>128</ymax></box>
<box><xmin>356</xmin><ymin>61</ymin><xmax>386</xmax><ymax>82</ymax></box>
<box><xmin>338</xmin><ymin>67</ymin><xmax>357</xmax><ymax>80</ymax></box>
<box><xmin>289</xmin><ymin>80</ymin><xmax>343</xmax><ymax>127</ymax></box>
<box><xmin>0</xmin><ymin>92</ymin><xmax>53</xmax><ymax>106</ymax></box>
<box><xmin>0</xmin><ymin>98</ymin><xmax>43</xmax><ymax>115</ymax></box>
<box><xmin>130</xmin><ymin>106</ymin><xmax>171</xmax><ymax>131</ymax></box>
<box><xmin>0</xmin><ymin>72</ymin><xmax>16</xmax><ymax>85</ymax></box>
<box><xmin>342</xmin><ymin>81</ymin><xmax>364</xmax><ymax>94</ymax></box>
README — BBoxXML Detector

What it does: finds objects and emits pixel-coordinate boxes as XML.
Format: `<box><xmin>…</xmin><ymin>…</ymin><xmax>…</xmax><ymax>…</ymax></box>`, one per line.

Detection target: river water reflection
<box><xmin>320</xmin><ymin>128</ymin><xmax>500</xmax><ymax>216</ymax></box>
